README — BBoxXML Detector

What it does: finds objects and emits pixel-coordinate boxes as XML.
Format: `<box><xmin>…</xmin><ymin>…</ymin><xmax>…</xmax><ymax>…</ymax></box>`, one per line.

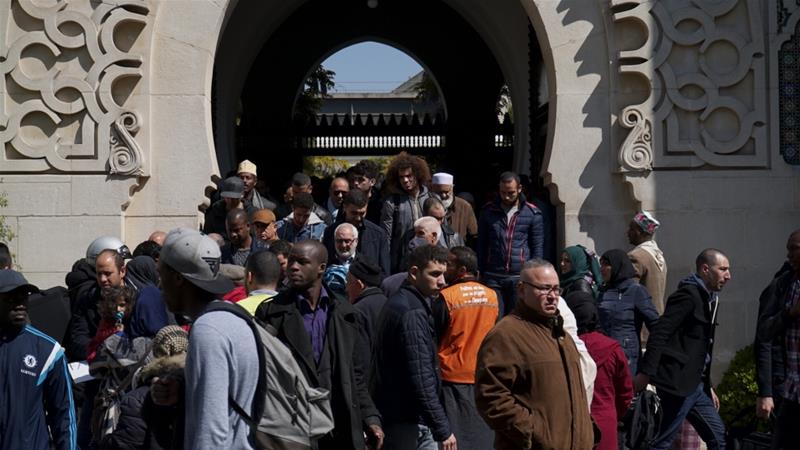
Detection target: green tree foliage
<box><xmin>412</xmin><ymin>72</ymin><xmax>445</xmax><ymax>116</ymax></box>
<box><xmin>716</xmin><ymin>344</ymin><xmax>767</xmax><ymax>432</ymax></box>
<box><xmin>0</xmin><ymin>191</ymin><xmax>15</xmax><ymax>244</ymax></box>
<box><xmin>295</xmin><ymin>65</ymin><xmax>336</xmax><ymax>121</ymax></box>
<box><xmin>496</xmin><ymin>84</ymin><xmax>513</xmax><ymax>123</ymax></box>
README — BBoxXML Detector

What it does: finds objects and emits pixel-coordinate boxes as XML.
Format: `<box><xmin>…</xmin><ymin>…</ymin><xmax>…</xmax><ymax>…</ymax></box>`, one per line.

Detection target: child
<box><xmin>88</xmin><ymin>286</ymin><xmax>151</xmax><ymax>444</ymax></box>
<box><xmin>87</xmin><ymin>286</ymin><xmax>135</xmax><ymax>362</ymax></box>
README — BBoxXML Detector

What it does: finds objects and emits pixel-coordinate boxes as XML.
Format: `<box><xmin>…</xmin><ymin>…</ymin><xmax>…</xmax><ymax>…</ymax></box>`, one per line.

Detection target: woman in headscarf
<box><xmin>125</xmin><ymin>256</ymin><xmax>159</xmax><ymax>291</ymax></box>
<box><xmin>559</xmin><ymin>245</ymin><xmax>602</xmax><ymax>298</ymax></box>
<box><xmin>566</xmin><ymin>291</ymin><xmax>632</xmax><ymax>450</ymax></box>
<box><xmin>597</xmin><ymin>249</ymin><xmax>659</xmax><ymax>375</ymax></box>
<box><xmin>124</xmin><ymin>256</ymin><xmax>169</xmax><ymax>339</ymax></box>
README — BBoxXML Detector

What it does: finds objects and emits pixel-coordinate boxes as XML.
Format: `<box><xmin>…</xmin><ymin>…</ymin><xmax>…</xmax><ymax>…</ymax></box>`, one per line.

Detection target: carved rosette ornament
<box><xmin>0</xmin><ymin>0</ymin><xmax>151</xmax><ymax>176</ymax></box>
<box><xmin>612</xmin><ymin>0</ymin><xmax>769</xmax><ymax>170</ymax></box>
<box><xmin>618</xmin><ymin>108</ymin><xmax>653</xmax><ymax>172</ymax></box>
<box><xmin>109</xmin><ymin>112</ymin><xmax>144</xmax><ymax>176</ymax></box>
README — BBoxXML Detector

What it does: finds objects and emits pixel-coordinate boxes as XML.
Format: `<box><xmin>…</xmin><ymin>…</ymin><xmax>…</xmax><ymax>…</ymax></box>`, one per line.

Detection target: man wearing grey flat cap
<box><xmin>156</xmin><ymin>228</ymin><xmax>259</xmax><ymax>449</ymax></box>
<box><xmin>0</xmin><ymin>269</ymin><xmax>77</xmax><ymax>450</ymax></box>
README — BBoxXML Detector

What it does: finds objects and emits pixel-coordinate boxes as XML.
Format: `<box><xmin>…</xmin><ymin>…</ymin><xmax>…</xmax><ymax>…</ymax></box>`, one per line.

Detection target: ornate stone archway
<box><xmin>2</xmin><ymin>0</ymin><xmax>799</xmax><ymax>373</ymax></box>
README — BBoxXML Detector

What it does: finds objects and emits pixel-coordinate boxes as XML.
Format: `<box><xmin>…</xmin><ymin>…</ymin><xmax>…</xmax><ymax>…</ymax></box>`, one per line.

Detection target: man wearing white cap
<box><xmin>238</xmin><ymin>159</ymin><xmax>277</xmax><ymax>211</ymax></box>
<box><xmin>431</xmin><ymin>172</ymin><xmax>478</xmax><ymax>245</ymax></box>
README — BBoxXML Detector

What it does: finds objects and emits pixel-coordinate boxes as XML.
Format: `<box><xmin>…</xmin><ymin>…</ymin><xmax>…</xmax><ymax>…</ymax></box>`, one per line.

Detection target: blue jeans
<box><xmin>653</xmin><ymin>383</ymin><xmax>726</xmax><ymax>450</ymax></box>
<box><xmin>383</xmin><ymin>423</ymin><xmax>438</xmax><ymax>450</ymax></box>
<box><xmin>482</xmin><ymin>274</ymin><xmax>519</xmax><ymax>317</ymax></box>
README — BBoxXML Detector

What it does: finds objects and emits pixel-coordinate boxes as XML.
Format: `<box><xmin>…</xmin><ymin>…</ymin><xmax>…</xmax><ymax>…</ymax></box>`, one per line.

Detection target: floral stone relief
<box><xmin>613</xmin><ymin>0</ymin><xmax>769</xmax><ymax>171</ymax></box>
<box><xmin>0</xmin><ymin>0</ymin><xmax>151</xmax><ymax>176</ymax></box>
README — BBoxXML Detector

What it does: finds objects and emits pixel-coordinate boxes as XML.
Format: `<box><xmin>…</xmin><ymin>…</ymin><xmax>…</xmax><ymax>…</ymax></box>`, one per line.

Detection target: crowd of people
<box><xmin>0</xmin><ymin>150</ymin><xmax>796</xmax><ymax>450</ymax></box>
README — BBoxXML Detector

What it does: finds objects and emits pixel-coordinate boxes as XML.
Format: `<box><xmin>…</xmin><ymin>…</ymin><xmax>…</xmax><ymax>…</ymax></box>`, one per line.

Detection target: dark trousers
<box><xmin>482</xmin><ymin>274</ymin><xmax>519</xmax><ymax>317</ymax></box>
<box><xmin>772</xmin><ymin>397</ymin><xmax>800</xmax><ymax>450</ymax></box>
<box><xmin>441</xmin><ymin>382</ymin><xmax>494</xmax><ymax>450</ymax></box>
<box><xmin>77</xmin><ymin>379</ymin><xmax>100</xmax><ymax>449</ymax></box>
<box><xmin>653</xmin><ymin>383</ymin><xmax>726</xmax><ymax>450</ymax></box>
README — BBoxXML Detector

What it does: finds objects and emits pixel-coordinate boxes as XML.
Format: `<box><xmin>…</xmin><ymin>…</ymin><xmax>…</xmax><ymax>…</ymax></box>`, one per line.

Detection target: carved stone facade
<box><xmin>614</xmin><ymin>0</ymin><xmax>769</xmax><ymax>171</ymax></box>
<box><xmin>0</xmin><ymin>0</ymin><xmax>151</xmax><ymax>175</ymax></box>
<box><xmin>777</xmin><ymin>0</ymin><xmax>800</xmax><ymax>165</ymax></box>
<box><xmin>0</xmin><ymin>0</ymin><xmax>798</xmax><ymax>378</ymax></box>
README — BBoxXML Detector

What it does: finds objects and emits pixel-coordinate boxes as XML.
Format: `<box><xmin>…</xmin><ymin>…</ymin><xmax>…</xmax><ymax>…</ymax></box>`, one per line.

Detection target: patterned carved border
<box><xmin>0</xmin><ymin>0</ymin><xmax>151</xmax><ymax>175</ymax></box>
<box><xmin>775</xmin><ymin>0</ymin><xmax>800</xmax><ymax>165</ymax></box>
<box><xmin>613</xmin><ymin>0</ymin><xmax>769</xmax><ymax>171</ymax></box>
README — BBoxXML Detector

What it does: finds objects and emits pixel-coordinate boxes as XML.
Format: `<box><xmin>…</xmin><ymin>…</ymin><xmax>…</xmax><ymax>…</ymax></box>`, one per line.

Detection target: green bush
<box><xmin>0</xmin><ymin>191</ymin><xmax>14</xmax><ymax>244</ymax></box>
<box><xmin>716</xmin><ymin>344</ymin><xmax>767</xmax><ymax>432</ymax></box>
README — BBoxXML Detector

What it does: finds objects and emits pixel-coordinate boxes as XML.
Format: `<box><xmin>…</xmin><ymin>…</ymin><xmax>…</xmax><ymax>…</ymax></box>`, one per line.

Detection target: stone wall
<box><xmin>1</xmin><ymin>0</ymin><xmax>799</xmax><ymax>378</ymax></box>
<box><xmin>0</xmin><ymin>0</ymin><xmax>223</xmax><ymax>286</ymax></box>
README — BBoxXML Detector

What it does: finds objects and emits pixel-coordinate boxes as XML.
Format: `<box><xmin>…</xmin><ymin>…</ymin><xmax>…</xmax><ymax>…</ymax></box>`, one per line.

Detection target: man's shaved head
<box><xmin>226</xmin><ymin>208</ymin><xmax>248</xmax><ymax>226</ymax></box>
<box><xmin>293</xmin><ymin>240</ymin><xmax>328</xmax><ymax>266</ymax></box>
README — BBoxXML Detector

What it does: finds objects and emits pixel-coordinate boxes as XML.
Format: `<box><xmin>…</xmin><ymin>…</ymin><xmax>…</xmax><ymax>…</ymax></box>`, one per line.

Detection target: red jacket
<box><xmin>581</xmin><ymin>331</ymin><xmax>633</xmax><ymax>450</ymax></box>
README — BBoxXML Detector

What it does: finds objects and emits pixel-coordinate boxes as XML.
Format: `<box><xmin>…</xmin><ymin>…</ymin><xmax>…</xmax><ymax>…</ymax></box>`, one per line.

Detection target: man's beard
<box><xmin>337</xmin><ymin>249</ymin><xmax>355</xmax><ymax>260</ymax></box>
<box><xmin>440</xmin><ymin>196</ymin><xmax>454</xmax><ymax>209</ymax></box>
<box><xmin>434</xmin><ymin>192</ymin><xmax>454</xmax><ymax>209</ymax></box>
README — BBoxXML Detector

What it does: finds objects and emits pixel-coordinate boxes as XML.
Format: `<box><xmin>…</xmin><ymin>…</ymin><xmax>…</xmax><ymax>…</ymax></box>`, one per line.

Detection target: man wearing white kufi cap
<box><xmin>430</xmin><ymin>172</ymin><xmax>478</xmax><ymax>244</ymax></box>
<box><xmin>237</xmin><ymin>160</ymin><xmax>277</xmax><ymax>211</ymax></box>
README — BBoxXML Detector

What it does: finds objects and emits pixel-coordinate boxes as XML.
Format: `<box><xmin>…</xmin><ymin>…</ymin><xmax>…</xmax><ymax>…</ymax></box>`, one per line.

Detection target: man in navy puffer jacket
<box><xmin>478</xmin><ymin>172</ymin><xmax>544</xmax><ymax>316</ymax></box>
<box><xmin>374</xmin><ymin>245</ymin><xmax>456</xmax><ymax>450</ymax></box>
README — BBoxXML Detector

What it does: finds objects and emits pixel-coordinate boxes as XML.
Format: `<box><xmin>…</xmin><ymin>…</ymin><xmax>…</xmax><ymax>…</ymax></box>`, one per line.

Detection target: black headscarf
<box><xmin>601</xmin><ymin>249</ymin><xmax>637</xmax><ymax>287</ymax></box>
<box><xmin>125</xmin><ymin>256</ymin><xmax>159</xmax><ymax>290</ymax></box>
<box><xmin>565</xmin><ymin>291</ymin><xmax>598</xmax><ymax>334</ymax></box>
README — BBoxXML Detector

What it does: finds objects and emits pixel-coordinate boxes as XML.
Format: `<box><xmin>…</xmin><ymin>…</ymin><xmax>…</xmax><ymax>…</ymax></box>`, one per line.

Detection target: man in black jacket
<box><xmin>374</xmin><ymin>244</ymin><xmax>456</xmax><ymax>450</ymax></box>
<box><xmin>323</xmin><ymin>189</ymin><xmax>390</xmax><ymax>276</ymax></box>
<box><xmin>345</xmin><ymin>256</ymin><xmax>386</xmax><ymax>388</ymax></box>
<box><xmin>288</xmin><ymin>172</ymin><xmax>333</xmax><ymax>226</ymax></box>
<box><xmin>255</xmin><ymin>240</ymin><xmax>384</xmax><ymax>450</ymax></box>
<box><xmin>634</xmin><ymin>249</ymin><xmax>731</xmax><ymax>450</ymax></box>
<box><xmin>755</xmin><ymin>230</ymin><xmax>800</xmax><ymax>448</ymax></box>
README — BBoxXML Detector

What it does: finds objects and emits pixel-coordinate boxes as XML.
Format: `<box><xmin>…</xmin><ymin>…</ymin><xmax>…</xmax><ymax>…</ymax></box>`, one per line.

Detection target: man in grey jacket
<box><xmin>381</xmin><ymin>152</ymin><xmax>432</xmax><ymax>273</ymax></box>
<box><xmin>157</xmin><ymin>228</ymin><xmax>259</xmax><ymax>449</ymax></box>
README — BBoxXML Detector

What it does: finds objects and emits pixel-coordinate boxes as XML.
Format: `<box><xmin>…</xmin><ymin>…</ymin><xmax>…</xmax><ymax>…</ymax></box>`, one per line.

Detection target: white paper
<box><xmin>68</xmin><ymin>361</ymin><xmax>94</xmax><ymax>383</ymax></box>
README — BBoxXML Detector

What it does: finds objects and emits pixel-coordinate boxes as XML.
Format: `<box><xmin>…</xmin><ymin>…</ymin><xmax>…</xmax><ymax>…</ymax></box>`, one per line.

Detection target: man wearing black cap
<box><xmin>203</xmin><ymin>176</ymin><xmax>256</xmax><ymax>241</ymax></box>
<box><xmin>0</xmin><ymin>269</ymin><xmax>77</xmax><ymax>450</ymax></box>
<box><xmin>346</xmin><ymin>256</ymin><xmax>387</xmax><ymax>352</ymax></box>
<box><xmin>157</xmin><ymin>228</ymin><xmax>259</xmax><ymax>449</ymax></box>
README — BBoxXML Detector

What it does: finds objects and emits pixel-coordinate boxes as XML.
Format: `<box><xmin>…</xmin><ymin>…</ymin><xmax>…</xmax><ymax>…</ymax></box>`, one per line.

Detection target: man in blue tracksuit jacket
<box><xmin>0</xmin><ymin>269</ymin><xmax>77</xmax><ymax>450</ymax></box>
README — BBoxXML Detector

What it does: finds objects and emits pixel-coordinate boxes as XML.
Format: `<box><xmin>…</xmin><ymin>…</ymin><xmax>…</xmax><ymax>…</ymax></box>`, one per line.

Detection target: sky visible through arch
<box><xmin>321</xmin><ymin>41</ymin><xmax>423</xmax><ymax>93</ymax></box>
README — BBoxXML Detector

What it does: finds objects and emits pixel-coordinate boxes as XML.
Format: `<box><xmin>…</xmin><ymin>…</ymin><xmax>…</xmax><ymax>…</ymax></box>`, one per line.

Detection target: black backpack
<box><xmin>621</xmin><ymin>390</ymin><xmax>662</xmax><ymax>449</ymax></box>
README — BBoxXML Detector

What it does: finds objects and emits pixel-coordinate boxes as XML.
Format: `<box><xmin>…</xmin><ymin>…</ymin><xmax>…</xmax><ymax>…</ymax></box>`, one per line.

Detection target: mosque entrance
<box><xmin>212</xmin><ymin>0</ymin><xmax>548</xmax><ymax>207</ymax></box>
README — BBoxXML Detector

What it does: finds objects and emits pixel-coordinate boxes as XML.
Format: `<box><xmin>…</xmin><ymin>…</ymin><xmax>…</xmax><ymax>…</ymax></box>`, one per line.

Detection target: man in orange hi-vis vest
<box><xmin>433</xmin><ymin>246</ymin><xmax>500</xmax><ymax>450</ymax></box>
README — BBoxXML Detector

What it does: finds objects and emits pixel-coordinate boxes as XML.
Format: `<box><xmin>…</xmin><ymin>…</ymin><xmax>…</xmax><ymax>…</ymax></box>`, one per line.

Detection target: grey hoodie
<box><xmin>185</xmin><ymin>308</ymin><xmax>259</xmax><ymax>449</ymax></box>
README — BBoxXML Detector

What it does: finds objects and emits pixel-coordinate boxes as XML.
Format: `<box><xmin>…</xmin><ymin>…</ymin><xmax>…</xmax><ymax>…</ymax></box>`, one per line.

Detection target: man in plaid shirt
<box><xmin>756</xmin><ymin>229</ymin><xmax>800</xmax><ymax>448</ymax></box>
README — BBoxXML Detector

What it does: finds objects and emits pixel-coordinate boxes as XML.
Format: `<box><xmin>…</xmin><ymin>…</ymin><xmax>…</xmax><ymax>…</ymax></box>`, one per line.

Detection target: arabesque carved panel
<box><xmin>0</xmin><ymin>0</ymin><xmax>151</xmax><ymax>175</ymax></box>
<box><xmin>614</xmin><ymin>0</ymin><xmax>768</xmax><ymax>170</ymax></box>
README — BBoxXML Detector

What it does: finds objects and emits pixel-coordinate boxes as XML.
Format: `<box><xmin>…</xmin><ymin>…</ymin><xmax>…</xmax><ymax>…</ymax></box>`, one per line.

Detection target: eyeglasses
<box><xmin>519</xmin><ymin>280</ymin><xmax>562</xmax><ymax>296</ymax></box>
<box><xmin>335</xmin><ymin>238</ymin><xmax>356</xmax><ymax>245</ymax></box>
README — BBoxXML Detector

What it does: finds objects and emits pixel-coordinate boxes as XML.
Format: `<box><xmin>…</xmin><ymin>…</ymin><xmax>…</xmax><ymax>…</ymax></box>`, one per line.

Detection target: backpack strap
<box><xmin>202</xmin><ymin>301</ymin><xmax>268</xmax><ymax>422</ymax></box>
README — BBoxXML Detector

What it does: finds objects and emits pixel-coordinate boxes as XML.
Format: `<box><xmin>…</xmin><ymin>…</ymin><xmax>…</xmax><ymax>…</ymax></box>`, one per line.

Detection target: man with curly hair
<box><xmin>380</xmin><ymin>152</ymin><xmax>432</xmax><ymax>273</ymax></box>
